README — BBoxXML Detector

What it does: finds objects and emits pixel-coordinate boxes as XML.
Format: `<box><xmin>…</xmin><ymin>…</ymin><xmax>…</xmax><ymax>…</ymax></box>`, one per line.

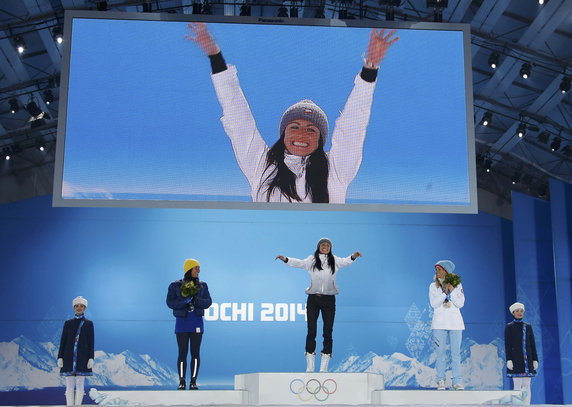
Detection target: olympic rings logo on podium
<box><xmin>289</xmin><ymin>378</ymin><xmax>338</xmax><ymax>402</ymax></box>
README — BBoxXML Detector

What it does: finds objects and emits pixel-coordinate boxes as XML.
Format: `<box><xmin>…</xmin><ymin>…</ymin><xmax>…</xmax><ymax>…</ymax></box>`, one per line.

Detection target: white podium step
<box><xmin>235</xmin><ymin>372</ymin><xmax>384</xmax><ymax>405</ymax></box>
<box><xmin>372</xmin><ymin>389</ymin><xmax>527</xmax><ymax>405</ymax></box>
<box><xmin>88</xmin><ymin>388</ymin><xmax>247</xmax><ymax>406</ymax></box>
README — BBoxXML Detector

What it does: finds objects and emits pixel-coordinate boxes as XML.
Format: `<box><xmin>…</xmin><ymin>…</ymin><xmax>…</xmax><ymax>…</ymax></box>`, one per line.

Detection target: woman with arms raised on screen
<box><xmin>185</xmin><ymin>23</ymin><xmax>398</xmax><ymax>203</ymax></box>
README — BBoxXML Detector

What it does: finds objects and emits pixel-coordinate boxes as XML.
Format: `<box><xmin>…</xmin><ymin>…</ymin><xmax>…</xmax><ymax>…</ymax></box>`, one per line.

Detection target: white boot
<box><xmin>65</xmin><ymin>391</ymin><xmax>74</xmax><ymax>406</ymax></box>
<box><xmin>74</xmin><ymin>390</ymin><xmax>84</xmax><ymax>406</ymax></box>
<box><xmin>320</xmin><ymin>353</ymin><xmax>331</xmax><ymax>372</ymax></box>
<box><xmin>305</xmin><ymin>352</ymin><xmax>315</xmax><ymax>372</ymax></box>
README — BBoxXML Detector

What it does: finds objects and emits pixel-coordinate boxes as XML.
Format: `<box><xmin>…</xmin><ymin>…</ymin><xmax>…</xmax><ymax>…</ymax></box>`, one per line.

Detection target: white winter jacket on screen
<box><xmin>286</xmin><ymin>254</ymin><xmax>355</xmax><ymax>295</ymax></box>
<box><xmin>210</xmin><ymin>65</ymin><xmax>376</xmax><ymax>203</ymax></box>
<box><xmin>429</xmin><ymin>282</ymin><xmax>465</xmax><ymax>330</ymax></box>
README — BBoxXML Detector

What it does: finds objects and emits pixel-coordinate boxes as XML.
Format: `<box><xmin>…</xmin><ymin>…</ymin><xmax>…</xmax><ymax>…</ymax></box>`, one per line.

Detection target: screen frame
<box><xmin>53</xmin><ymin>10</ymin><xmax>477</xmax><ymax>213</ymax></box>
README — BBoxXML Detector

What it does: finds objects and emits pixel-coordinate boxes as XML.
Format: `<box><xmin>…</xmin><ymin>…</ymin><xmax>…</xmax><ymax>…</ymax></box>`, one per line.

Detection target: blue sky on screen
<box><xmin>63</xmin><ymin>18</ymin><xmax>469</xmax><ymax>205</ymax></box>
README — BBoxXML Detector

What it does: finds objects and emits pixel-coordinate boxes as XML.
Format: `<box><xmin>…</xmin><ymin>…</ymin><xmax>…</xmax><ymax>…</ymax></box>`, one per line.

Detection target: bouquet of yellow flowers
<box><xmin>443</xmin><ymin>273</ymin><xmax>461</xmax><ymax>287</ymax></box>
<box><xmin>181</xmin><ymin>280</ymin><xmax>200</xmax><ymax>298</ymax></box>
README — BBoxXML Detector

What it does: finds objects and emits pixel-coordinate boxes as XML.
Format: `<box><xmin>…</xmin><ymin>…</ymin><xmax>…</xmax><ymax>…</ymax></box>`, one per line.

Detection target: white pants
<box><xmin>513</xmin><ymin>377</ymin><xmax>531</xmax><ymax>403</ymax></box>
<box><xmin>65</xmin><ymin>376</ymin><xmax>85</xmax><ymax>394</ymax></box>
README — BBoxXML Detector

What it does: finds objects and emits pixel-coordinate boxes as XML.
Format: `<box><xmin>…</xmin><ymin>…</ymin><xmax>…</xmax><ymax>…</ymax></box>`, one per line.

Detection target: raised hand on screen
<box><xmin>185</xmin><ymin>22</ymin><xmax>220</xmax><ymax>56</ymax></box>
<box><xmin>364</xmin><ymin>28</ymin><xmax>399</xmax><ymax>69</ymax></box>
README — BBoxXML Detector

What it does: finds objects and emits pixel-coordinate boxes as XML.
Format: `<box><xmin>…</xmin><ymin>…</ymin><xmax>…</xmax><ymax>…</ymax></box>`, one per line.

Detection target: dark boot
<box><xmin>177</xmin><ymin>379</ymin><xmax>186</xmax><ymax>390</ymax></box>
<box><xmin>189</xmin><ymin>382</ymin><xmax>198</xmax><ymax>390</ymax></box>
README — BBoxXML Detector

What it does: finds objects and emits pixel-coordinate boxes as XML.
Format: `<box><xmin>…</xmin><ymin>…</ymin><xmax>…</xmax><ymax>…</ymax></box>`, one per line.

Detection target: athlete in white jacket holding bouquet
<box><xmin>429</xmin><ymin>260</ymin><xmax>465</xmax><ymax>391</ymax></box>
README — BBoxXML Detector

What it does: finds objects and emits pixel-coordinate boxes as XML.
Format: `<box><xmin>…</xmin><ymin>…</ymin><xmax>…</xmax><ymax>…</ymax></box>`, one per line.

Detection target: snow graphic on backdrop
<box><xmin>0</xmin><ymin>336</ymin><xmax>176</xmax><ymax>390</ymax></box>
<box><xmin>333</xmin><ymin>302</ymin><xmax>505</xmax><ymax>390</ymax></box>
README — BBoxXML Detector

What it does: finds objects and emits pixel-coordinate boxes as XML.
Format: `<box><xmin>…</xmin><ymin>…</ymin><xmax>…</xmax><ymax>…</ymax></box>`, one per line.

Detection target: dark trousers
<box><xmin>176</xmin><ymin>332</ymin><xmax>202</xmax><ymax>383</ymax></box>
<box><xmin>306</xmin><ymin>294</ymin><xmax>336</xmax><ymax>355</ymax></box>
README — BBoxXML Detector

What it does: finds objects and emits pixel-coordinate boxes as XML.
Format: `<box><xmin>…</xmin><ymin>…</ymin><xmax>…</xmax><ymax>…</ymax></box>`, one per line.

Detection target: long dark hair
<box><xmin>313</xmin><ymin>248</ymin><xmax>336</xmax><ymax>274</ymax></box>
<box><xmin>258</xmin><ymin>132</ymin><xmax>329</xmax><ymax>202</ymax></box>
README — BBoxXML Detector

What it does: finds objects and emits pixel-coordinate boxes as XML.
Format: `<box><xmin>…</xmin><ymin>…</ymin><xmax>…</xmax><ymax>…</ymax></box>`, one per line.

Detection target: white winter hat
<box><xmin>72</xmin><ymin>296</ymin><xmax>88</xmax><ymax>308</ymax></box>
<box><xmin>509</xmin><ymin>302</ymin><xmax>525</xmax><ymax>313</ymax></box>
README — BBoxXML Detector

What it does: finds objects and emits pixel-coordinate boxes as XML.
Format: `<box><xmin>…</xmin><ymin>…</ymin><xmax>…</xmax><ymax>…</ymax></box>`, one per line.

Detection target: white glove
<box><xmin>57</xmin><ymin>358</ymin><xmax>63</xmax><ymax>368</ymax></box>
<box><xmin>87</xmin><ymin>359</ymin><xmax>94</xmax><ymax>369</ymax></box>
<box><xmin>507</xmin><ymin>360</ymin><xmax>513</xmax><ymax>370</ymax></box>
<box><xmin>533</xmin><ymin>360</ymin><xmax>538</xmax><ymax>370</ymax></box>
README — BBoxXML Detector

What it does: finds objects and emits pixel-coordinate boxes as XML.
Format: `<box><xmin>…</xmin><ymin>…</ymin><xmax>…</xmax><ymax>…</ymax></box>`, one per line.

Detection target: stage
<box><xmin>84</xmin><ymin>373</ymin><xmax>529</xmax><ymax>405</ymax></box>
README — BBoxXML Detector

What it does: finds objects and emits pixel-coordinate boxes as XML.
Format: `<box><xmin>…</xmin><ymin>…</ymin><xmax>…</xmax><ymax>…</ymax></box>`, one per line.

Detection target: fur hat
<box><xmin>279</xmin><ymin>100</ymin><xmax>329</xmax><ymax>144</ymax></box>
<box><xmin>435</xmin><ymin>260</ymin><xmax>455</xmax><ymax>274</ymax></box>
<box><xmin>509</xmin><ymin>302</ymin><xmax>525</xmax><ymax>313</ymax></box>
<box><xmin>72</xmin><ymin>296</ymin><xmax>88</xmax><ymax>308</ymax></box>
<box><xmin>317</xmin><ymin>237</ymin><xmax>332</xmax><ymax>248</ymax></box>
<box><xmin>183</xmin><ymin>258</ymin><xmax>200</xmax><ymax>274</ymax></box>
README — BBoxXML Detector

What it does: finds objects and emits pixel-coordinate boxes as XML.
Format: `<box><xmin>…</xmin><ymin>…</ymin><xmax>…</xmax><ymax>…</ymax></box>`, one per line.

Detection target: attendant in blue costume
<box><xmin>57</xmin><ymin>296</ymin><xmax>94</xmax><ymax>406</ymax></box>
<box><xmin>166</xmin><ymin>258</ymin><xmax>212</xmax><ymax>390</ymax></box>
<box><xmin>505</xmin><ymin>302</ymin><xmax>538</xmax><ymax>402</ymax></box>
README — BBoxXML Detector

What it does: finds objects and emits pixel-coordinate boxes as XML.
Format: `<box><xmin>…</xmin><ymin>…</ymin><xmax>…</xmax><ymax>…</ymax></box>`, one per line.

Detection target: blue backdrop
<box><xmin>2</xmin><ymin>194</ymin><xmax>513</xmax><ymax>403</ymax></box>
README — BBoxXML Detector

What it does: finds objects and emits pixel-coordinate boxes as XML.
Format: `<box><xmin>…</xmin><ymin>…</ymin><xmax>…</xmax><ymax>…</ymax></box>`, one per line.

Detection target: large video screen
<box><xmin>53</xmin><ymin>11</ymin><xmax>477</xmax><ymax>213</ymax></box>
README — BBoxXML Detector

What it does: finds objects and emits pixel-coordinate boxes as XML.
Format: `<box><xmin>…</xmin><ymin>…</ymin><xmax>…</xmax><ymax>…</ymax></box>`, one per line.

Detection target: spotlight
<box><xmin>26</xmin><ymin>101</ymin><xmax>43</xmax><ymax>117</ymax></box>
<box><xmin>538</xmin><ymin>0</ymin><xmax>544</xmax><ymax>4</ymax></box>
<box><xmin>2</xmin><ymin>147</ymin><xmax>10</xmax><ymax>161</ymax></box>
<box><xmin>516</xmin><ymin>123</ymin><xmax>526</xmax><ymax>138</ymax></box>
<box><xmin>35</xmin><ymin>137</ymin><xmax>46</xmax><ymax>152</ymax></box>
<box><xmin>511</xmin><ymin>172</ymin><xmax>521</xmax><ymax>185</ymax></box>
<box><xmin>484</xmin><ymin>158</ymin><xmax>492</xmax><ymax>173</ymax></box>
<box><xmin>560</xmin><ymin>76</ymin><xmax>571</xmax><ymax>94</ymax></box>
<box><xmin>9</xmin><ymin>98</ymin><xmax>19</xmax><ymax>114</ymax></box>
<box><xmin>480</xmin><ymin>112</ymin><xmax>492</xmax><ymax>126</ymax></box>
<box><xmin>537</xmin><ymin>131</ymin><xmax>549</xmax><ymax>144</ymax></box>
<box><xmin>96</xmin><ymin>1</ymin><xmax>108</xmax><ymax>11</ymax></box>
<box><xmin>550</xmin><ymin>137</ymin><xmax>561</xmax><ymax>152</ymax></box>
<box><xmin>488</xmin><ymin>52</ymin><xmax>499</xmax><ymax>69</ymax></box>
<box><xmin>14</xmin><ymin>36</ymin><xmax>26</xmax><ymax>54</ymax></box>
<box><xmin>240</xmin><ymin>4</ymin><xmax>251</xmax><ymax>16</ymax></box>
<box><xmin>520</xmin><ymin>63</ymin><xmax>531</xmax><ymax>79</ymax></box>
<box><xmin>277</xmin><ymin>6</ymin><xmax>289</xmax><ymax>17</ymax></box>
<box><xmin>52</xmin><ymin>26</ymin><xmax>64</xmax><ymax>44</ymax></box>
<box><xmin>43</xmin><ymin>89</ymin><xmax>54</xmax><ymax>105</ymax></box>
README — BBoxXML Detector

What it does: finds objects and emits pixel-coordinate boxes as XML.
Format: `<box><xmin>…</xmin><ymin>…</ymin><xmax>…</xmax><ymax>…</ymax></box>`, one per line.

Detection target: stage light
<box><xmin>2</xmin><ymin>147</ymin><xmax>10</xmax><ymax>161</ymax></box>
<box><xmin>240</xmin><ymin>4</ymin><xmax>251</xmax><ymax>16</ymax></box>
<box><xmin>53</xmin><ymin>26</ymin><xmax>64</xmax><ymax>44</ymax></box>
<box><xmin>550</xmin><ymin>137</ymin><xmax>561</xmax><ymax>152</ymax></box>
<box><xmin>14</xmin><ymin>36</ymin><xmax>26</xmax><ymax>54</ymax></box>
<box><xmin>537</xmin><ymin>131</ymin><xmax>549</xmax><ymax>144</ymax></box>
<box><xmin>9</xmin><ymin>98</ymin><xmax>19</xmax><ymax>114</ymax></box>
<box><xmin>511</xmin><ymin>172</ymin><xmax>521</xmax><ymax>185</ymax></box>
<box><xmin>538</xmin><ymin>0</ymin><xmax>544</xmax><ymax>4</ymax></box>
<box><xmin>520</xmin><ymin>63</ymin><xmax>531</xmax><ymax>79</ymax></box>
<box><xmin>484</xmin><ymin>158</ymin><xmax>492</xmax><ymax>173</ymax></box>
<box><xmin>516</xmin><ymin>123</ymin><xmax>526</xmax><ymax>138</ymax></box>
<box><xmin>277</xmin><ymin>6</ymin><xmax>289</xmax><ymax>17</ymax></box>
<box><xmin>35</xmin><ymin>137</ymin><xmax>46</xmax><ymax>152</ymax></box>
<box><xmin>560</xmin><ymin>76</ymin><xmax>571</xmax><ymax>94</ymax></box>
<box><xmin>43</xmin><ymin>89</ymin><xmax>54</xmax><ymax>105</ymax></box>
<box><xmin>25</xmin><ymin>101</ymin><xmax>50</xmax><ymax>128</ymax></box>
<box><xmin>480</xmin><ymin>112</ymin><xmax>492</xmax><ymax>126</ymax></box>
<box><xmin>488</xmin><ymin>52</ymin><xmax>499</xmax><ymax>69</ymax></box>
